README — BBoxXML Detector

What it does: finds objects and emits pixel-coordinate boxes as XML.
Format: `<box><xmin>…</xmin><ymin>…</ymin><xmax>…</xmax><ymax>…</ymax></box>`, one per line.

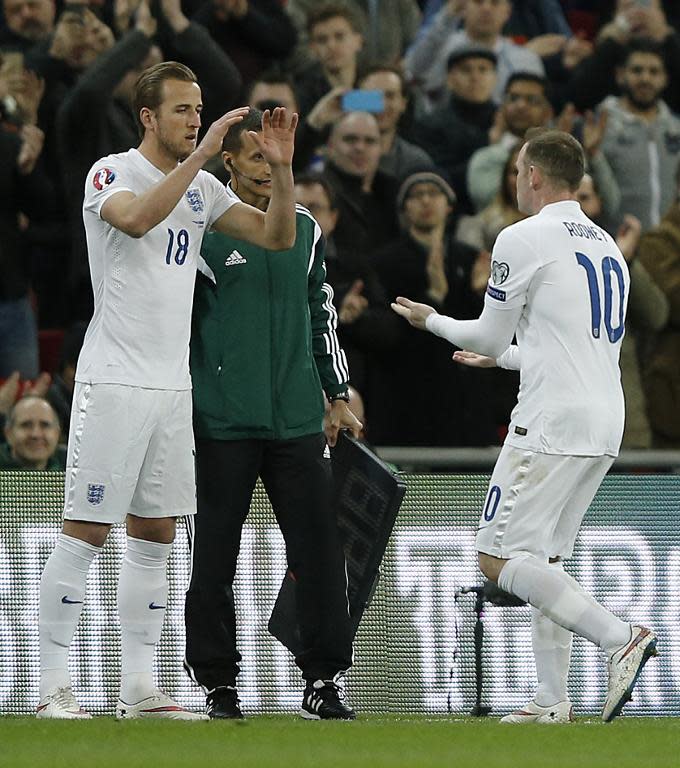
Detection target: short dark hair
<box><xmin>523</xmin><ymin>128</ymin><xmax>585</xmax><ymax>191</ymax></box>
<box><xmin>622</xmin><ymin>38</ymin><xmax>666</xmax><ymax>68</ymax></box>
<box><xmin>307</xmin><ymin>2</ymin><xmax>363</xmax><ymax>35</ymax></box>
<box><xmin>133</xmin><ymin>61</ymin><xmax>197</xmax><ymax>138</ymax></box>
<box><xmin>505</xmin><ymin>71</ymin><xmax>548</xmax><ymax>96</ymax></box>
<box><xmin>294</xmin><ymin>172</ymin><xmax>338</xmax><ymax>210</ymax></box>
<box><xmin>357</xmin><ymin>64</ymin><xmax>406</xmax><ymax>95</ymax></box>
<box><xmin>246</xmin><ymin>69</ymin><xmax>297</xmax><ymax>102</ymax></box>
<box><xmin>221</xmin><ymin>107</ymin><xmax>263</xmax><ymax>153</ymax></box>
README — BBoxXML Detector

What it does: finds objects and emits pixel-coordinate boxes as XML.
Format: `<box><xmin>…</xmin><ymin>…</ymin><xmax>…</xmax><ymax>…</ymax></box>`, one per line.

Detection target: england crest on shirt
<box><xmin>186</xmin><ymin>188</ymin><xmax>204</xmax><ymax>213</ymax></box>
<box><xmin>87</xmin><ymin>483</ymin><xmax>105</xmax><ymax>505</ymax></box>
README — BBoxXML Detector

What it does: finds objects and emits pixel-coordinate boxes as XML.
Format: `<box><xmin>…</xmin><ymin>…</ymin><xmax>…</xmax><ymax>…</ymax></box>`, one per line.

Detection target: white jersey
<box><xmin>486</xmin><ymin>200</ymin><xmax>629</xmax><ymax>456</ymax></box>
<box><xmin>76</xmin><ymin>149</ymin><xmax>235</xmax><ymax>390</ymax></box>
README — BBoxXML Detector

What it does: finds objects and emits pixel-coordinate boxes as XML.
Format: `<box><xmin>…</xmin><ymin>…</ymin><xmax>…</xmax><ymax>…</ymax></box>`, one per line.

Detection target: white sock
<box><xmin>118</xmin><ymin>536</ymin><xmax>172</xmax><ymax>704</ymax></box>
<box><xmin>532</xmin><ymin>562</ymin><xmax>573</xmax><ymax>707</ymax></box>
<box><xmin>39</xmin><ymin>533</ymin><xmax>100</xmax><ymax>697</ymax></box>
<box><xmin>498</xmin><ymin>554</ymin><xmax>631</xmax><ymax>656</ymax></box>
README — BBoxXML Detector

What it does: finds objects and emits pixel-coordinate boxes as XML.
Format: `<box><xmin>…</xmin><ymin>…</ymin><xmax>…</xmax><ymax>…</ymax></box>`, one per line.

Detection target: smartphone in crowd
<box><xmin>341</xmin><ymin>90</ymin><xmax>384</xmax><ymax>114</ymax></box>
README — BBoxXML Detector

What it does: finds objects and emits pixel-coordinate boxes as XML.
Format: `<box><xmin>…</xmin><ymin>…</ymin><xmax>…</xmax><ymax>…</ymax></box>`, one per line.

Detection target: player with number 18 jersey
<box><xmin>77</xmin><ymin>148</ymin><xmax>236</xmax><ymax>390</ymax></box>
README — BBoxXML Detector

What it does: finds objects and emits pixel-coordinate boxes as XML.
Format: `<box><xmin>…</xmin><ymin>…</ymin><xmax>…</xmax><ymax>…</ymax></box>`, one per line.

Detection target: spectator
<box><xmin>20</xmin><ymin>7</ymin><xmax>117</xmax><ymax>324</ymax></box>
<box><xmin>370</xmin><ymin>171</ymin><xmax>498</xmax><ymax>446</ymax></box>
<box><xmin>411</xmin><ymin>0</ymin><xmax>573</xmax><ymax>51</ymax></box>
<box><xmin>294</xmin><ymin>172</ymin><xmax>400</xmax><ymax>394</ymax></box>
<box><xmin>294</xmin><ymin>2</ymin><xmax>363</xmax><ymax>119</ymax></box>
<box><xmin>0</xmin><ymin>394</ymin><xmax>64</xmax><ymax>470</ymax></box>
<box><xmin>322</xmin><ymin>110</ymin><xmax>400</xmax><ymax>254</ymax></box>
<box><xmin>566</xmin><ymin>0</ymin><xmax>680</xmax><ymax>114</ymax></box>
<box><xmin>244</xmin><ymin>70</ymin><xmax>331</xmax><ymax>175</ymax></box>
<box><xmin>637</xmin><ymin>165</ymin><xmax>680</xmax><ymax>448</ymax></box>
<box><xmin>457</xmin><ymin>141</ymin><xmax>526</xmax><ymax>250</ymax></box>
<box><xmin>593</xmin><ymin>38</ymin><xmax>680</xmax><ymax>232</ymax></box>
<box><xmin>405</xmin><ymin>0</ymin><xmax>545</xmax><ymax>110</ymax></box>
<box><xmin>412</xmin><ymin>45</ymin><xmax>498</xmax><ymax>212</ymax></box>
<box><xmin>0</xmin><ymin>369</ymin><xmax>50</xmax><ymax>437</ymax></box>
<box><xmin>247</xmin><ymin>70</ymin><xmax>299</xmax><ymax>113</ymax></box>
<box><xmin>287</xmin><ymin>0</ymin><xmax>421</xmax><ymax>69</ymax></box>
<box><xmin>466</xmin><ymin>72</ymin><xmax>552</xmax><ymax>211</ymax></box>
<box><xmin>188</xmin><ymin>0</ymin><xmax>297</xmax><ymax>90</ymax></box>
<box><xmin>0</xmin><ymin>0</ymin><xmax>55</xmax><ymax>53</ymax></box>
<box><xmin>357</xmin><ymin>65</ymin><xmax>434</xmax><ymax>179</ymax></box>
<box><xmin>0</xmin><ymin>90</ymin><xmax>52</xmax><ymax>378</ymax></box>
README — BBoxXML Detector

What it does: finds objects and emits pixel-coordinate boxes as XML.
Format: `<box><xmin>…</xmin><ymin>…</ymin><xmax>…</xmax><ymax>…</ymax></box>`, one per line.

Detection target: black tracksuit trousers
<box><xmin>184</xmin><ymin>433</ymin><xmax>353</xmax><ymax>690</ymax></box>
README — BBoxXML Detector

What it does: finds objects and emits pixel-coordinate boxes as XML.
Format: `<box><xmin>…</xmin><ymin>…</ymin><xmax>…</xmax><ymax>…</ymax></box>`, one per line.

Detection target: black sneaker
<box><xmin>206</xmin><ymin>686</ymin><xmax>243</xmax><ymax>719</ymax></box>
<box><xmin>300</xmin><ymin>680</ymin><xmax>356</xmax><ymax>720</ymax></box>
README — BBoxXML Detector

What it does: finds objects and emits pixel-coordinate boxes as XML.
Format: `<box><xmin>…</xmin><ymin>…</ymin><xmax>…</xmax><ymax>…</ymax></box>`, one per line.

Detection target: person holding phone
<box><xmin>357</xmin><ymin>65</ymin><xmax>434</xmax><ymax>179</ymax></box>
<box><xmin>295</xmin><ymin>4</ymin><xmax>363</xmax><ymax>121</ymax></box>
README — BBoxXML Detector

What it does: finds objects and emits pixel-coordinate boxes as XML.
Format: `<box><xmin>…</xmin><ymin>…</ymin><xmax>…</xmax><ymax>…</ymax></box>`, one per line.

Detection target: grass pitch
<box><xmin>1</xmin><ymin>715</ymin><xmax>678</xmax><ymax>768</ymax></box>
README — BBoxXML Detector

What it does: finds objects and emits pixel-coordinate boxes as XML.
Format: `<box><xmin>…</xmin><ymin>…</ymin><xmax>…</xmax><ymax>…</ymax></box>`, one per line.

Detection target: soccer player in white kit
<box><xmin>36</xmin><ymin>61</ymin><xmax>298</xmax><ymax>720</ymax></box>
<box><xmin>392</xmin><ymin>129</ymin><xmax>658</xmax><ymax>723</ymax></box>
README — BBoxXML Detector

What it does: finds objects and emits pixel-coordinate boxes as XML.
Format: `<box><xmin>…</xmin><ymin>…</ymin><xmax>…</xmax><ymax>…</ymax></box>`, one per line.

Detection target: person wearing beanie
<box><xmin>368</xmin><ymin>171</ymin><xmax>502</xmax><ymax>446</ymax></box>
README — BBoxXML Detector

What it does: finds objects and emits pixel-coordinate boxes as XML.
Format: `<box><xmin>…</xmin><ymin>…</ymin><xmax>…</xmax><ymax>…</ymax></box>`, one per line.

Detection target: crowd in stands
<box><xmin>2</xmin><ymin>0</ymin><xmax>680</xmax><ymax>454</ymax></box>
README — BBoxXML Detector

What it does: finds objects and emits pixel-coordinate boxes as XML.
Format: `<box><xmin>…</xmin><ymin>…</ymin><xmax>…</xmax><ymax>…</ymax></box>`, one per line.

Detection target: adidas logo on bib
<box><xmin>225</xmin><ymin>250</ymin><xmax>247</xmax><ymax>267</ymax></box>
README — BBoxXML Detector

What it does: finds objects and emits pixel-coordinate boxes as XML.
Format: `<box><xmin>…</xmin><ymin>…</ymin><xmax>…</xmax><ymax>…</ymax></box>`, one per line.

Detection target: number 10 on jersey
<box><xmin>575</xmin><ymin>252</ymin><xmax>626</xmax><ymax>343</ymax></box>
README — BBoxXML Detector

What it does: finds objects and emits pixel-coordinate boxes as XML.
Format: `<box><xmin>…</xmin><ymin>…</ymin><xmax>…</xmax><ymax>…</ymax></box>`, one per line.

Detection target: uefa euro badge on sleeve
<box><xmin>268</xmin><ymin>433</ymin><xmax>406</xmax><ymax>653</ymax></box>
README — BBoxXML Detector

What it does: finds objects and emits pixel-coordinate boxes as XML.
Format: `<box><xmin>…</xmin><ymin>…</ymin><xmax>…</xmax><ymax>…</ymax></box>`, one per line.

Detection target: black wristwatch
<box><xmin>328</xmin><ymin>390</ymin><xmax>350</xmax><ymax>403</ymax></box>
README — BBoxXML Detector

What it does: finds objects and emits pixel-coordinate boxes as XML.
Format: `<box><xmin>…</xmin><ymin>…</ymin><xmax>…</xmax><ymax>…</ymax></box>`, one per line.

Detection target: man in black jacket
<box><xmin>370</xmin><ymin>171</ymin><xmax>503</xmax><ymax>446</ymax></box>
<box><xmin>322</xmin><ymin>110</ymin><xmax>399</xmax><ymax>255</ymax></box>
<box><xmin>413</xmin><ymin>45</ymin><xmax>498</xmax><ymax>214</ymax></box>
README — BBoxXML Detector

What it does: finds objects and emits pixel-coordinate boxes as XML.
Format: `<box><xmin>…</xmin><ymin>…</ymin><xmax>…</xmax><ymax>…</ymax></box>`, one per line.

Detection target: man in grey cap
<box><xmin>413</xmin><ymin>45</ymin><xmax>499</xmax><ymax>213</ymax></box>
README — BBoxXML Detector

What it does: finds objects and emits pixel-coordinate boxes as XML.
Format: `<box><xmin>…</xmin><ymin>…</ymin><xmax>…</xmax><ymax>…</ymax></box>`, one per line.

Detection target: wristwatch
<box><xmin>328</xmin><ymin>390</ymin><xmax>350</xmax><ymax>403</ymax></box>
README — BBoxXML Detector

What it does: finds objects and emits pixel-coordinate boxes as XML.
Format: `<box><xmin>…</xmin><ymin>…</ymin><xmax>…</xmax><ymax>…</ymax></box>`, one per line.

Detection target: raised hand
<box><xmin>249</xmin><ymin>107</ymin><xmax>298</xmax><ymax>168</ymax></box>
<box><xmin>615</xmin><ymin>214</ymin><xmax>642</xmax><ymax>263</ymax></box>
<box><xmin>391</xmin><ymin>296</ymin><xmax>436</xmax><ymax>330</ymax></box>
<box><xmin>555</xmin><ymin>102</ymin><xmax>576</xmax><ymax>135</ymax></box>
<box><xmin>0</xmin><ymin>372</ymin><xmax>21</xmax><ymax>416</ymax></box>
<box><xmin>196</xmin><ymin>107</ymin><xmax>250</xmax><ymax>160</ymax></box>
<box><xmin>525</xmin><ymin>33</ymin><xmax>567</xmax><ymax>59</ymax></box>
<box><xmin>307</xmin><ymin>87</ymin><xmax>346</xmax><ymax>132</ymax></box>
<box><xmin>582</xmin><ymin>109</ymin><xmax>608</xmax><ymax>158</ymax></box>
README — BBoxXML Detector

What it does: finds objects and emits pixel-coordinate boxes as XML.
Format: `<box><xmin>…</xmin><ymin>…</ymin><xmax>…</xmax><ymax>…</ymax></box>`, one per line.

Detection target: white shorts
<box><xmin>475</xmin><ymin>445</ymin><xmax>614</xmax><ymax>560</ymax></box>
<box><xmin>64</xmin><ymin>383</ymin><xmax>196</xmax><ymax>524</ymax></box>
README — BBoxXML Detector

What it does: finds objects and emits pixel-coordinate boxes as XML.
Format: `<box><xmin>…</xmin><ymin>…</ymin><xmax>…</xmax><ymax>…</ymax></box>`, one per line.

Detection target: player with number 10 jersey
<box><xmin>487</xmin><ymin>199</ymin><xmax>629</xmax><ymax>457</ymax></box>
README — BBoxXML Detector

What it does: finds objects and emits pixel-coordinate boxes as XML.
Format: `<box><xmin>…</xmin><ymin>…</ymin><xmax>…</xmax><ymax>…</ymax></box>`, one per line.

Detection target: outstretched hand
<box><xmin>452</xmin><ymin>350</ymin><xmax>497</xmax><ymax>368</ymax></box>
<box><xmin>391</xmin><ymin>296</ymin><xmax>436</xmax><ymax>330</ymax></box>
<box><xmin>249</xmin><ymin>107</ymin><xmax>298</xmax><ymax>168</ymax></box>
